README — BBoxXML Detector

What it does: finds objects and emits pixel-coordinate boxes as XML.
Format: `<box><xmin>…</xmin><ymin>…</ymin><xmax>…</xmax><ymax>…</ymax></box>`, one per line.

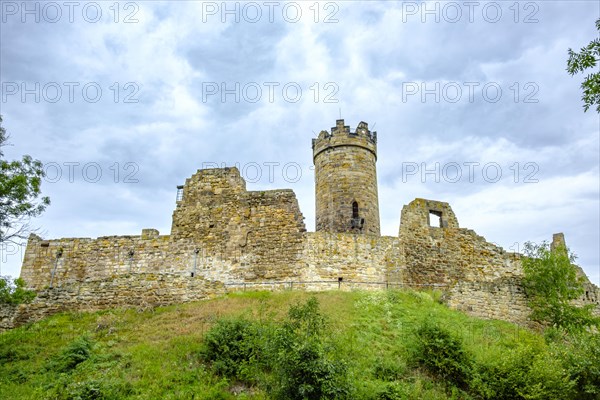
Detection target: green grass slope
<box><xmin>0</xmin><ymin>290</ymin><xmax>598</xmax><ymax>399</ymax></box>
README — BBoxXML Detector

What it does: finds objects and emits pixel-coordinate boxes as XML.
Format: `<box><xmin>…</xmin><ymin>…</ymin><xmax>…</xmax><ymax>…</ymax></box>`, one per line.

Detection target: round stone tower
<box><xmin>312</xmin><ymin>119</ymin><xmax>380</xmax><ymax>235</ymax></box>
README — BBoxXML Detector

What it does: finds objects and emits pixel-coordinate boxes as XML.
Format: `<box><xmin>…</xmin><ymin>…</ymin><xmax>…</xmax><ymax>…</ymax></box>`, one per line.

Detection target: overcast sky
<box><xmin>1</xmin><ymin>1</ymin><xmax>598</xmax><ymax>285</ymax></box>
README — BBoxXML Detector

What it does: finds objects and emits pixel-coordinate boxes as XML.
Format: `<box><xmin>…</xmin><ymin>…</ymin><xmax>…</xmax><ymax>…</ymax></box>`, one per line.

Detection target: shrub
<box><xmin>0</xmin><ymin>276</ymin><xmax>36</xmax><ymax>305</ymax></box>
<box><xmin>43</xmin><ymin>376</ymin><xmax>133</xmax><ymax>400</ymax></box>
<box><xmin>373</xmin><ymin>357</ymin><xmax>406</xmax><ymax>381</ymax></box>
<box><xmin>271</xmin><ymin>297</ymin><xmax>350</xmax><ymax>400</ymax></box>
<box><xmin>47</xmin><ymin>336</ymin><xmax>94</xmax><ymax>373</ymax></box>
<box><xmin>412</xmin><ymin>321</ymin><xmax>472</xmax><ymax>388</ymax></box>
<box><xmin>0</xmin><ymin>346</ymin><xmax>27</xmax><ymax>364</ymax></box>
<box><xmin>554</xmin><ymin>332</ymin><xmax>600</xmax><ymax>400</ymax></box>
<box><xmin>376</xmin><ymin>382</ymin><xmax>406</xmax><ymax>400</ymax></box>
<box><xmin>273</xmin><ymin>337</ymin><xmax>349</xmax><ymax>400</ymax></box>
<box><xmin>200</xmin><ymin>318</ymin><xmax>261</xmax><ymax>380</ymax></box>
<box><xmin>472</xmin><ymin>346</ymin><xmax>575</xmax><ymax>400</ymax></box>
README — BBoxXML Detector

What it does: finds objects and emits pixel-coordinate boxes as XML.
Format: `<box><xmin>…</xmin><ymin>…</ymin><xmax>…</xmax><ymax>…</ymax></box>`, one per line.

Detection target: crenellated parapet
<box><xmin>312</xmin><ymin>119</ymin><xmax>377</xmax><ymax>161</ymax></box>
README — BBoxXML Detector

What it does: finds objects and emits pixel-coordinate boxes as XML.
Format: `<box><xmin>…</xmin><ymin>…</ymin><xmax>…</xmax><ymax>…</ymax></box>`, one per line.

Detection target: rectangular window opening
<box><xmin>429</xmin><ymin>210</ymin><xmax>442</xmax><ymax>227</ymax></box>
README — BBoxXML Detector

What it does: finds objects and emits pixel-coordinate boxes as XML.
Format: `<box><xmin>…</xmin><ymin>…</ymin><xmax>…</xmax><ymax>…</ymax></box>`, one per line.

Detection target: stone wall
<box><xmin>299</xmin><ymin>232</ymin><xmax>404</xmax><ymax>286</ymax></box>
<box><xmin>170</xmin><ymin>167</ymin><xmax>306</xmax><ymax>280</ymax></box>
<box><xmin>19</xmin><ymin>233</ymin><xmax>176</xmax><ymax>291</ymax></box>
<box><xmin>398</xmin><ymin>198</ymin><xmax>522</xmax><ymax>285</ymax></box>
<box><xmin>0</xmin><ymin>273</ymin><xmax>218</xmax><ymax>331</ymax></box>
<box><xmin>395</xmin><ymin>198</ymin><xmax>536</xmax><ymax>324</ymax></box>
<box><xmin>445</xmin><ymin>278</ymin><xmax>532</xmax><ymax>324</ymax></box>
<box><xmin>4</xmin><ymin>168</ymin><xmax>599</xmax><ymax>332</ymax></box>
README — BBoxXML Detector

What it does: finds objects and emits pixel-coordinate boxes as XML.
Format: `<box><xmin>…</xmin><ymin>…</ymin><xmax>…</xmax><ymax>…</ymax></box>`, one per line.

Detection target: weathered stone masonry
<box><xmin>313</xmin><ymin>120</ymin><xmax>380</xmax><ymax>235</ymax></box>
<box><xmin>2</xmin><ymin>119</ymin><xmax>599</xmax><ymax>331</ymax></box>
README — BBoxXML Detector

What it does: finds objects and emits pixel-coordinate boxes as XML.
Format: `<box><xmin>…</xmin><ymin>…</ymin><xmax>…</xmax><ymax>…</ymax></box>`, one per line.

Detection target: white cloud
<box><xmin>1</xmin><ymin>1</ymin><xmax>598</xmax><ymax>285</ymax></box>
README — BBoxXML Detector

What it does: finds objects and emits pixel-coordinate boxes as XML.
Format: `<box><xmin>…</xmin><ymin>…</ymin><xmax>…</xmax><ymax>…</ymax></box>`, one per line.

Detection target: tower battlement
<box><xmin>326</xmin><ymin>119</ymin><xmax>377</xmax><ymax>141</ymax></box>
<box><xmin>312</xmin><ymin>119</ymin><xmax>377</xmax><ymax>161</ymax></box>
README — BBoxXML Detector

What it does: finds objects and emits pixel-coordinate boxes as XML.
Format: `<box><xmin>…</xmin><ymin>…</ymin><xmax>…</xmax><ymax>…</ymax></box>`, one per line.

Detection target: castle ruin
<box><xmin>1</xmin><ymin>119</ymin><xmax>598</xmax><ymax>330</ymax></box>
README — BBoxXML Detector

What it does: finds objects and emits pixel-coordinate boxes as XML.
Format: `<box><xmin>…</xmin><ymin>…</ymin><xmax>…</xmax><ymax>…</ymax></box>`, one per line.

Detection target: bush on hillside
<box><xmin>412</xmin><ymin>321</ymin><xmax>472</xmax><ymax>388</ymax></box>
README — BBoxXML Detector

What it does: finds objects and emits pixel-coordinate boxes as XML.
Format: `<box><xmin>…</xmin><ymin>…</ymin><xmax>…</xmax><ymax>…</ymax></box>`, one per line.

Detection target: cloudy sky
<box><xmin>1</xmin><ymin>1</ymin><xmax>598</xmax><ymax>284</ymax></box>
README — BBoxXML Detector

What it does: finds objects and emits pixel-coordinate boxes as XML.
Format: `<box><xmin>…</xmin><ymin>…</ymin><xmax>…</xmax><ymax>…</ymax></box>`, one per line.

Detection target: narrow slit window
<box><xmin>176</xmin><ymin>185</ymin><xmax>184</xmax><ymax>202</ymax></box>
<box><xmin>352</xmin><ymin>201</ymin><xmax>359</xmax><ymax>219</ymax></box>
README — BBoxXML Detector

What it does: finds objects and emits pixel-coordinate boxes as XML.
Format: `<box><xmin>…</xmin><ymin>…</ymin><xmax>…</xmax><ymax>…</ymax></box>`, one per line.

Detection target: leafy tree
<box><xmin>567</xmin><ymin>18</ymin><xmax>600</xmax><ymax>112</ymax></box>
<box><xmin>0</xmin><ymin>276</ymin><xmax>36</xmax><ymax>305</ymax></box>
<box><xmin>0</xmin><ymin>115</ymin><xmax>50</xmax><ymax>243</ymax></box>
<box><xmin>521</xmin><ymin>241</ymin><xmax>598</xmax><ymax>331</ymax></box>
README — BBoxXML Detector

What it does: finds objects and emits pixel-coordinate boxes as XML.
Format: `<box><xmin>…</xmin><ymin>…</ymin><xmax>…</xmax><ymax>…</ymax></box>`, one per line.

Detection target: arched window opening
<box><xmin>351</xmin><ymin>201</ymin><xmax>364</xmax><ymax>230</ymax></box>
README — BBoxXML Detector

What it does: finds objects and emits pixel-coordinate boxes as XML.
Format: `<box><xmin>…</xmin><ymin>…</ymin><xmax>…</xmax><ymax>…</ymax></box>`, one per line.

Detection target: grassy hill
<box><xmin>0</xmin><ymin>289</ymin><xmax>598</xmax><ymax>399</ymax></box>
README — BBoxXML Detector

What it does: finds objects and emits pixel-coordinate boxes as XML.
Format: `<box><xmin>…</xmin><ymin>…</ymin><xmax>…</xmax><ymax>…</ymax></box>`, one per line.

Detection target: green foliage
<box><xmin>42</xmin><ymin>374</ymin><xmax>134</xmax><ymax>400</ymax></box>
<box><xmin>553</xmin><ymin>331</ymin><xmax>600</xmax><ymax>399</ymax></box>
<box><xmin>0</xmin><ymin>345</ymin><xmax>29</xmax><ymax>364</ymax></box>
<box><xmin>372</xmin><ymin>357</ymin><xmax>406</xmax><ymax>381</ymax></box>
<box><xmin>412</xmin><ymin>321</ymin><xmax>472</xmax><ymax>388</ymax></box>
<box><xmin>200</xmin><ymin>317</ymin><xmax>261</xmax><ymax>379</ymax></box>
<box><xmin>271</xmin><ymin>297</ymin><xmax>350</xmax><ymax>400</ymax></box>
<box><xmin>2</xmin><ymin>290</ymin><xmax>599</xmax><ymax>399</ymax></box>
<box><xmin>0</xmin><ymin>115</ymin><xmax>50</xmax><ymax>242</ymax></box>
<box><xmin>472</xmin><ymin>345</ymin><xmax>576</xmax><ymax>400</ymax></box>
<box><xmin>47</xmin><ymin>336</ymin><xmax>94</xmax><ymax>373</ymax></box>
<box><xmin>284</xmin><ymin>296</ymin><xmax>328</xmax><ymax>337</ymax></box>
<box><xmin>199</xmin><ymin>297</ymin><xmax>351</xmax><ymax>398</ymax></box>
<box><xmin>521</xmin><ymin>241</ymin><xmax>598</xmax><ymax>331</ymax></box>
<box><xmin>567</xmin><ymin>18</ymin><xmax>600</xmax><ymax>112</ymax></box>
<box><xmin>0</xmin><ymin>276</ymin><xmax>36</xmax><ymax>305</ymax></box>
<box><xmin>375</xmin><ymin>382</ymin><xmax>406</xmax><ymax>400</ymax></box>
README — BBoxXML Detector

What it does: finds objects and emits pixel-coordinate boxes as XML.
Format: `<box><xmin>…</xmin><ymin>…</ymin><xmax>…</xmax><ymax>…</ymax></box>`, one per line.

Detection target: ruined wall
<box><xmin>170</xmin><ymin>167</ymin><xmax>306</xmax><ymax>280</ymax></box>
<box><xmin>1</xmin><ymin>273</ymin><xmax>218</xmax><ymax>331</ymax></box>
<box><xmin>398</xmin><ymin>198</ymin><xmax>533</xmax><ymax>323</ymax></box>
<box><xmin>445</xmin><ymin>279</ymin><xmax>531</xmax><ymax>323</ymax></box>
<box><xmin>19</xmin><ymin>167</ymin><xmax>307</xmax><ymax>291</ymax></box>
<box><xmin>6</xmin><ymin>171</ymin><xmax>600</xmax><ymax>332</ymax></box>
<box><xmin>6</xmin><ymin>168</ymin><xmax>311</xmax><ymax>330</ymax></box>
<box><xmin>19</xmin><ymin>232</ymin><xmax>177</xmax><ymax>291</ymax></box>
<box><xmin>397</xmin><ymin>198</ymin><xmax>600</xmax><ymax>324</ymax></box>
<box><xmin>399</xmin><ymin>198</ymin><xmax>521</xmax><ymax>285</ymax></box>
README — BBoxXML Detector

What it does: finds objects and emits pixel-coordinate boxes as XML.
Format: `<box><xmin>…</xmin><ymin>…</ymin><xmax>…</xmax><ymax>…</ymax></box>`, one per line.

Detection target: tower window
<box><xmin>351</xmin><ymin>202</ymin><xmax>364</xmax><ymax>230</ymax></box>
<box><xmin>429</xmin><ymin>210</ymin><xmax>442</xmax><ymax>227</ymax></box>
<box><xmin>176</xmin><ymin>185</ymin><xmax>184</xmax><ymax>202</ymax></box>
<box><xmin>352</xmin><ymin>201</ymin><xmax>359</xmax><ymax>219</ymax></box>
